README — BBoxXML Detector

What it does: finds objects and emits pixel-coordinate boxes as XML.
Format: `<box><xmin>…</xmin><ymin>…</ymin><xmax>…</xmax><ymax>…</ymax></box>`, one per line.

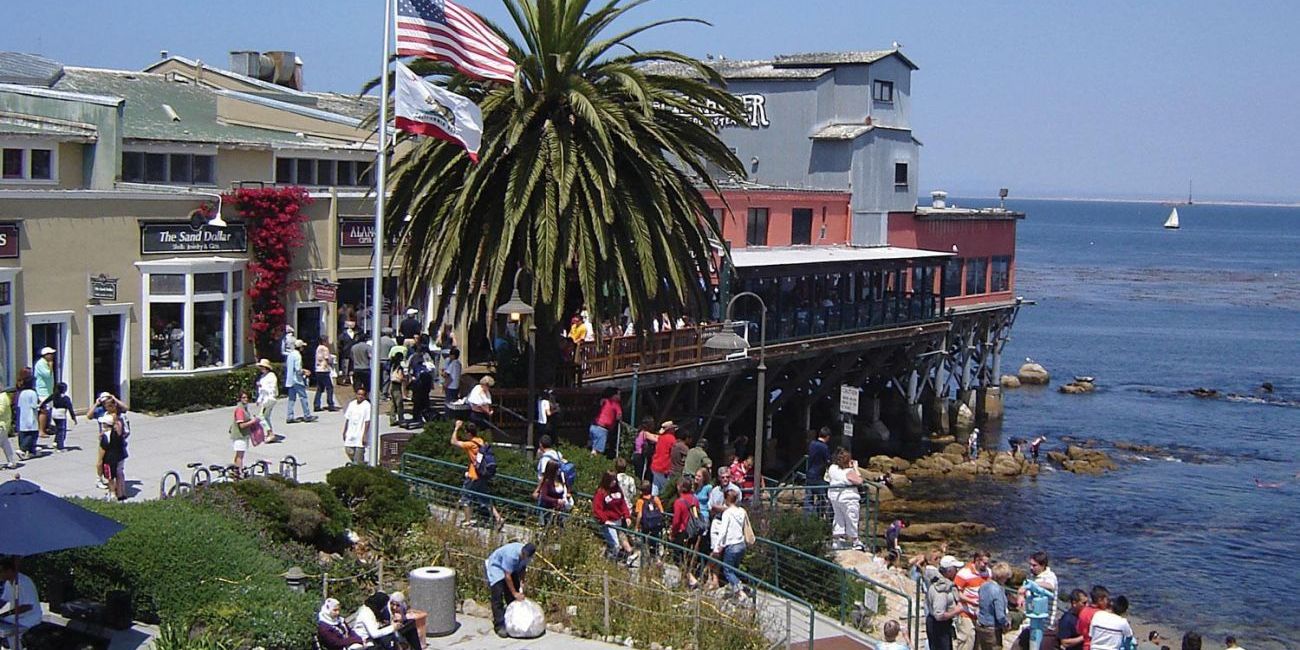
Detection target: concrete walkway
<box><xmin>1</xmin><ymin>396</ymin><xmax>390</xmax><ymax>500</ymax></box>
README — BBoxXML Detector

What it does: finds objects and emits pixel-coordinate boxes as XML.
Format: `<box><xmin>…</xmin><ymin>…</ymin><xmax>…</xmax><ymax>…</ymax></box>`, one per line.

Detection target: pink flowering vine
<box><xmin>224</xmin><ymin>186</ymin><xmax>312</xmax><ymax>357</ymax></box>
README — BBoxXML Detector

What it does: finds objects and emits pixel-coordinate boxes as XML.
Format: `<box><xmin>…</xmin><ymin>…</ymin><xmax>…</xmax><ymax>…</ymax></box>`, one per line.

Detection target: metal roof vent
<box><xmin>930</xmin><ymin>190</ymin><xmax>948</xmax><ymax>209</ymax></box>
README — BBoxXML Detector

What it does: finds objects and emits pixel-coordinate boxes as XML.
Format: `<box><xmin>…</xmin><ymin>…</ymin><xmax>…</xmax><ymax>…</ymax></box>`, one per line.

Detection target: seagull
<box><xmin>1025</xmin><ymin>357</ymin><xmax>1035</xmax><ymax>364</ymax></box>
<box><xmin>892</xmin><ymin>41</ymin><xmax>904</xmax><ymax>49</ymax></box>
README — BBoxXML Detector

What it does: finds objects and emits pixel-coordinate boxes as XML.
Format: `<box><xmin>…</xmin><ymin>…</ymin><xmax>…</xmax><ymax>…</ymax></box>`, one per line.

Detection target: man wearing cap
<box><xmin>399</xmin><ymin>308</ymin><xmax>422</xmax><ymax>340</ymax></box>
<box><xmin>34</xmin><ymin>346</ymin><xmax>55</xmax><ymax>435</ymax></box>
<box><xmin>280</xmin><ymin>325</ymin><xmax>296</xmax><ymax>361</ymax></box>
<box><xmin>484</xmin><ymin>541</ymin><xmax>536</xmax><ymax>638</ymax></box>
<box><xmin>926</xmin><ymin>555</ymin><xmax>965</xmax><ymax>650</ymax></box>
<box><xmin>283</xmin><ymin>339</ymin><xmax>316</xmax><ymax>424</ymax></box>
<box><xmin>649</xmin><ymin>421</ymin><xmax>678</xmax><ymax>496</ymax></box>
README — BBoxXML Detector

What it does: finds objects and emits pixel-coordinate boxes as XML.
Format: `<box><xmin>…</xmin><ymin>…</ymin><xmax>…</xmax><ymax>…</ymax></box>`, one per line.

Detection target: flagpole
<box><xmin>370</xmin><ymin>0</ymin><xmax>393</xmax><ymax>467</ymax></box>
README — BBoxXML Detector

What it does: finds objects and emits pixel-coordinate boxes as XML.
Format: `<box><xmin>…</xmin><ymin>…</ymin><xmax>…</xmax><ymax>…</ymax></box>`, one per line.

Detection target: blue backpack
<box><xmin>476</xmin><ymin>444</ymin><xmax>498</xmax><ymax>480</ymax></box>
<box><xmin>559</xmin><ymin>461</ymin><xmax>577</xmax><ymax>488</ymax></box>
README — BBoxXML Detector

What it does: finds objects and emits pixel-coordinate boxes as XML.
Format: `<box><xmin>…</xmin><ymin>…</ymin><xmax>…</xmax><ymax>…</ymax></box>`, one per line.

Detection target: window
<box><xmin>0</xmin><ymin>277</ymin><xmax>14</xmax><ymax>390</ymax></box>
<box><xmin>122</xmin><ymin>151</ymin><xmax>216</xmax><ymax>185</ymax></box>
<box><xmin>990</xmin><ymin>256</ymin><xmax>1011</xmax><ymax>293</ymax></box>
<box><xmin>942</xmin><ymin>259</ymin><xmax>963</xmax><ymax>298</ymax></box>
<box><xmin>872</xmin><ymin>80</ymin><xmax>894</xmax><ymax>103</ymax></box>
<box><xmin>1</xmin><ymin>146</ymin><xmax>56</xmax><ymax>182</ymax></box>
<box><xmin>745</xmin><ymin>208</ymin><xmax>769</xmax><ymax>247</ymax></box>
<box><xmin>790</xmin><ymin>208</ymin><xmax>813</xmax><ymax>246</ymax></box>
<box><xmin>139</xmin><ymin>261</ymin><xmax>245</xmax><ymax>372</ymax></box>
<box><xmin>274</xmin><ymin>157</ymin><xmax>373</xmax><ymax>187</ymax></box>
<box><xmin>894</xmin><ymin>162</ymin><xmax>909</xmax><ymax>187</ymax></box>
<box><xmin>965</xmin><ymin>257</ymin><xmax>988</xmax><ymax>295</ymax></box>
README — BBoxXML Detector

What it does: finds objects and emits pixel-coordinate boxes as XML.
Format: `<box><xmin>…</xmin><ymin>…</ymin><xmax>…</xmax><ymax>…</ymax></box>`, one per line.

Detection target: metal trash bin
<box><xmin>409</xmin><ymin>566</ymin><xmax>457</xmax><ymax>636</ymax></box>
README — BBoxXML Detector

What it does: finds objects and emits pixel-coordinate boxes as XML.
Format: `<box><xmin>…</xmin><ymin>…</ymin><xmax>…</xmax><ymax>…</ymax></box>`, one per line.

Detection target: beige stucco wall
<box><xmin>56</xmin><ymin>142</ymin><xmax>85</xmax><ymax>189</ymax></box>
<box><xmin>215</xmin><ymin>147</ymin><xmax>274</xmax><ymax>188</ymax></box>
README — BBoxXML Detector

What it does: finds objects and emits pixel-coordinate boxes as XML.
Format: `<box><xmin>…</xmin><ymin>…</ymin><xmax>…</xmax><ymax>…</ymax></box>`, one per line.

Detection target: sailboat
<box><xmin>1163</xmin><ymin>206</ymin><xmax>1181</xmax><ymax>230</ymax></box>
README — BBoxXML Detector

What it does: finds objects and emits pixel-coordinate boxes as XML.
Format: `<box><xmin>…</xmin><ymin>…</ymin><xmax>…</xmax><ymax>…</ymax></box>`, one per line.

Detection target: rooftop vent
<box><xmin>930</xmin><ymin>190</ymin><xmax>948</xmax><ymax>209</ymax></box>
<box><xmin>228</xmin><ymin>50</ymin><xmax>303</xmax><ymax>90</ymax></box>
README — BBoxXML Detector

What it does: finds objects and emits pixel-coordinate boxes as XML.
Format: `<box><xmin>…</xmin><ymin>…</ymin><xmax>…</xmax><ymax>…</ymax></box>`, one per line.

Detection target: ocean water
<box><xmin>919</xmin><ymin>198</ymin><xmax>1299</xmax><ymax>649</ymax></box>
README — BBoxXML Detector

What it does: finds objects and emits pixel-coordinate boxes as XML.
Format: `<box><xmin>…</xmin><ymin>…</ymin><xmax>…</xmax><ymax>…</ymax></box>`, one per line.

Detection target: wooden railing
<box><xmin>580</xmin><ymin>323</ymin><xmax>732</xmax><ymax>381</ymax></box>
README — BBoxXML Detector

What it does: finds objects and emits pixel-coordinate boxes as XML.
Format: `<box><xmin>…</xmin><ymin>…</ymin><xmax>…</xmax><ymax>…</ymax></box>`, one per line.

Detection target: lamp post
<box><xmin>496</xmin><ymin>268</ymin><xmax>536</xmax><ymax>457</ymax></box>
<box><xmin>704</xmin><ymin>291</ymin><xmax>768</xmax><ymax>507</ymax></box>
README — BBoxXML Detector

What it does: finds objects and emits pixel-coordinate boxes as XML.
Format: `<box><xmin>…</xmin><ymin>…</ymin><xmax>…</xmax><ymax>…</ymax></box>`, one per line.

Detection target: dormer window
<box><xmin>872</xmin><ymin>80</ymin><xmax>895</xmax><ymax>103</ymax></box>
<box><xmin>1</xmin><ymin>145</ymin><xmax>55</xmax><ymax>182</ymax></box>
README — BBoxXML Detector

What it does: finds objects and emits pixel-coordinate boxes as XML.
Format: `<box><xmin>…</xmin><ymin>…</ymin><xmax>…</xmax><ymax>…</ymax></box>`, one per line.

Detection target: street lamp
<box><xmin>496</xmin><ymin>268</ymin><xmax>536</xmax><ymax>457</ymax></box>
<box><xmin>704</xmin><ymin>291</ymin><xmax>768</xmax><ymax>506</ymax></box>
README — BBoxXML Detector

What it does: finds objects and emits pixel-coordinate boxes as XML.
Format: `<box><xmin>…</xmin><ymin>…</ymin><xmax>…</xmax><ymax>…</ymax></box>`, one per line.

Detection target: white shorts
<box><xmin>232</xmin><ymin>438</ymin><xmax>249</xmax><ymax>452</ymax></box>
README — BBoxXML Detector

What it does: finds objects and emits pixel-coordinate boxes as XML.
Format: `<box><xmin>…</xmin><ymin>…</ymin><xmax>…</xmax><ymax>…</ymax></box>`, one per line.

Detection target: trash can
<box><xmin>409</xmin><ymin>566</ymin><xmax>457</xmax><ymax>636</ymax></box>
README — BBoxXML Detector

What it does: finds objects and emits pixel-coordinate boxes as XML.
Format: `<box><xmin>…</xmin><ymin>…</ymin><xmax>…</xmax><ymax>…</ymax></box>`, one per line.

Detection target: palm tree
<box><xmin>386</xmin><ymin>0</ymin><xmax>745</xmax><ymax>344</ymax></box>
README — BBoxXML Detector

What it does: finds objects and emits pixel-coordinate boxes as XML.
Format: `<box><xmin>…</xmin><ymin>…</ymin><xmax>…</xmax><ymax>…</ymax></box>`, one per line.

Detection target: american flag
<box><xmin>396</xmin><ymin>0</ymin><xmax>516</xmax><ymax>83</ymax></box>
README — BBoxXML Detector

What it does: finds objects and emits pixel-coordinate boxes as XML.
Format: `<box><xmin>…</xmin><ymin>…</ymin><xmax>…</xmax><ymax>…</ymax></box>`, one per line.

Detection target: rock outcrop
<box><xmin>1018</xmin><ymin>362</ymin><xmax>1051</xmax><ymax>385</ymax></box>
<box><xmin>903</xmin><ymin>449</ymin><xmax>1040</xmax><ymax>480</ymax></box>
<box><xmin>1059</xmin><ymin>380</ymin><xmax>1096</xmax><ymax>394</ymax></box>
<box><xmin>1000</xmin><ymin>374</ymin><xmax>1022</xmax><ymax>389</ymax></box>
<box><xmin>1048</xmin><ymin>445</ymin><xmax>1118</xmax><ymax>474</ymax></box>
<box><xmin>898</xmin><ymin>521</ymin><xmax>995</xmax><ymax>541</ymax></box>
<box><xmin>955</xmin><ymin>402</ymin><xmax>976</xmax><ymax>432</ymax></box>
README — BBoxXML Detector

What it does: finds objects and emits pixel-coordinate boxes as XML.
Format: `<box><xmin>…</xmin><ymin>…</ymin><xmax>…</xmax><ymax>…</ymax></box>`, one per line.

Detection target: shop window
<box><xmin>990</xmin><ymin>256</ymin><xmax>1011</xmax><ymax>292</ymax></box>
<box><xmin>873</xmin><ymin>80</ymin><xmax>894</xmax><ymax>103</ymax></box>
<box><xmin>1</xmin><ymin>146</ymin><xmax>56</xmax><ymax>181</ymax></box>
<box><xmin>746</xmin><ymin>208</ymin><xmax>769</xmax><ymax>247</ymax></box>
<box><xmin>791</xmin><ymin>208</ymin><xmax>813</xmax><ymax>245</ymax></box>
<box><xmin>942</xmin><ymin>259</ymin><xmax>963</xmax><ymax>297</ymax></box>
<box><xmin>140</xmin><ymin>262</ymin><xmax>245</xmax><ymax>372</ymax></box>
<box><xmin>122</xmin><ymin>151</ymin><xmax>215</xmax><ymax>185</ymax></box>
<box><xmin>965</xmin><ymin>257</ymin><xmax>988</xmax><ymax>295</ymax></box>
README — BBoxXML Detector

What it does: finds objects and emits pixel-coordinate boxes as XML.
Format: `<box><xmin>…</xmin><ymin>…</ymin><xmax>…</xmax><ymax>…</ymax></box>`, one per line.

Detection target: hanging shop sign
<box><xmin>0</xmin><ymin>222</ymin><xmax>19</xmax><ymax>259</ymax></box>
<box><xmin>89</xmin><ymin>274</ymin><xmax>118</xmax><ymax>302</ymax></box>
<box><xmin>140</xmin><ymin>221</ymin><xmax>247</xmax><ymax>255</ymax></box>
<box><xmin>312</xmin><ymin>279</ymin><xmax>339</xmax><ymax>302</ymax></box>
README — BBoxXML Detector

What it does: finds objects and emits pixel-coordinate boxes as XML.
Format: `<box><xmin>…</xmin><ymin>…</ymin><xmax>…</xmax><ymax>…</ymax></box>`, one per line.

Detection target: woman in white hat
<box><xmin>255</xmin><ymin>359</ymin><xmax>280</xmax><ymax>442</ymax></box>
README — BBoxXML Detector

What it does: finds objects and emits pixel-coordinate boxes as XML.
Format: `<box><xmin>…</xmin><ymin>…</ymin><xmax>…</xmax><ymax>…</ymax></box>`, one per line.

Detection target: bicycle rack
<box><xmin>279</xmin><ymin>455</ymin><xmax>304</xmax><ymax>481</ymax></box>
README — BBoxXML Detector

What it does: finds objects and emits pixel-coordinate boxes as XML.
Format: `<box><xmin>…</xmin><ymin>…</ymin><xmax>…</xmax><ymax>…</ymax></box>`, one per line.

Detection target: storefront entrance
<box><xmin>336</xmin><ymin>277</ymin><xmax>398</xmax><ymax>336</ymax></box>
<box><xmin>294</xmin><ymin>304</ymin><xmax>325</xmax><ymax>370</ymax></box>
<box><xmin>26</xmin><ymin>312</ymin><xmax>72</xmax><ymax>399</ymax></box>
<box><xmin>91</xmin><ymin>312</ymin><xmax>126</xmax><ymax>399</ymax></box>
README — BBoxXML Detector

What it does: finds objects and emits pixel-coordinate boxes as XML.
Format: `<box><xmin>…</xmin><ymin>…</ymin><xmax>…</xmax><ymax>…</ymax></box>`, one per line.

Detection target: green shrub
<box><xmin>216</xmin><ymin>476</ymin><xmax>351</xmax><ymax>550</ymax></box>
<box><xmin>25</xmin><ymin>498</ymin><xmax>316</xmax><ymax>649</ymax></box>
<box><xmin>130</xmin><ymin>364</ymin><xmax>282</xmax><ymax>414</ymax></box>
<box><xmin>325</xmin><ymin>464</ymin><xmax>426</xmax><ymax>537</ymax></box>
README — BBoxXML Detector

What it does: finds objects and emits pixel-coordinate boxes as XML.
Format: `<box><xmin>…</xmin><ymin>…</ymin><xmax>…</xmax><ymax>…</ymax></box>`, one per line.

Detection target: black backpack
<box><xmin>640</xmin><ymin>497</ymin><xmax>665</xmax><ymax>533</ymax></box>
<box><xmin>684</xmin><ymin>502</ymin><xmax>708</xmax><ymax>539</ymax></box>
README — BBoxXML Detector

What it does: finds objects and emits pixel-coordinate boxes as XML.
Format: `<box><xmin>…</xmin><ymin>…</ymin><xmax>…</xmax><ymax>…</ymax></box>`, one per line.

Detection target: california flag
<box><xmin>394</xmin><ymin>61</ymin><xmax>483</xmax><ymax>162</ymax></box>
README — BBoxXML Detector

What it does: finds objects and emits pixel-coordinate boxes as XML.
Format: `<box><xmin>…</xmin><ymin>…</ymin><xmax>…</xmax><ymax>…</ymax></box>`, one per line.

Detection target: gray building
<box><xmin>652</xmin><ymin>49</ymin><xmax>921</xmax><ymax>246</ymax></box>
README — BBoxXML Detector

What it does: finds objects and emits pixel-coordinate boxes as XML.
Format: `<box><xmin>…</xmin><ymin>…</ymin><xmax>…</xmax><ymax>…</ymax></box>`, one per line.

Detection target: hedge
<box><xmin>214</xmin><ymin>476</ymin><xmax>351</xmax><ymax>551</ymax></box>
<box><xmin>325</xmin><ymin>464</ymin><xmax>427</xmax><ymax>538</ymax></box>
<box><xmin>25</xmin><ymin>497</ymin><xmax>317</xmax><ymax>649</ymax></box>
<box><xmin>130</xmin><ymin>363</ymin><xmax>283</xmax><ymax>414</ymax></box>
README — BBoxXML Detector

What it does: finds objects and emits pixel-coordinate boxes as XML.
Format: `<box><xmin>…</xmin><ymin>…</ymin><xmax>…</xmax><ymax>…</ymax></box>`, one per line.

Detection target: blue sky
<box><xmin>4</xmin><ymin>0</ymin><xmax>1298</xmax><ymax>202</ymax></box>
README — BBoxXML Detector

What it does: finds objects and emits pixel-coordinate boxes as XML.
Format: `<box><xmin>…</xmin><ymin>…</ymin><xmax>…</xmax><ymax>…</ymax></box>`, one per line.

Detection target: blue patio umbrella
<box><xmin>0</xmin><ymin>479</ymin><xmax>125</xmax><ymax>650</ymax></box>
<box><xmin>0</xmin><ymin>479</ymin><xmax>125</xmax><ymax>556</ymax></box>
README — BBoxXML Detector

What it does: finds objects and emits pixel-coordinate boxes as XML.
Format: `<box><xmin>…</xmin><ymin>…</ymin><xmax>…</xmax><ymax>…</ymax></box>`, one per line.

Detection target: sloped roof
<box><xmin>310</xmin><ymin>92</ymin><xmax>380</xmax><ymax>121</ymax></box>
<box><xmin>0</xmin><ymin>52</ymin><xmax>64</xmax><ymax>87</ymax></box>
<box><xmin>642</xmin><ymin>48</ymin><xmax>915</xmax><ymax>81</ymax></box>
<box><xmin>773</xmin><ymin>49</ymin><xmax>918</xmax><ymax>70</ymax></box>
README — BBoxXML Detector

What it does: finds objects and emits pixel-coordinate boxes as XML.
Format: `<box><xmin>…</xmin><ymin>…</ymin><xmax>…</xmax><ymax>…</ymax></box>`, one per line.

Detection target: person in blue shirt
<box><xmin>803</xmin><ymin>427</ymin><xmax>832</xmax><ymax>516</ymax></box>
<box><xmin>484</xmin><ymin>542</ymin><xmax>536</xmax><ymax>638</ymax></box>
<box><xmin>284</xmin><ymin>339</ymin><xmax>317</xmax><ymax>424</ymax></box>
<box><xmin>975</xmin><ymin>562</ymin><xmax>1012</xmax><ymax>649</ymax></box>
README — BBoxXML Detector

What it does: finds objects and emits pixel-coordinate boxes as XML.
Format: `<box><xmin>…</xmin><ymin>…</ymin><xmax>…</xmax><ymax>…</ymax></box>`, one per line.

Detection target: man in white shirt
<box><xmin>342</xmin><ymin>387</ymin><xmax>372</xmax><ymax>465</ymax></box>
<box><xmin>0</xmin><ymin>557</ymin><xmax>42</xmax><ymax>639</ymax></box>
<box><xmin>1017</xmin><ymin>550</ymin><xmax>1059</xmax><ymax>645</ymax></box>
<box><xmin>1088</xmin><ymin>594</ymin><xmax>1134</xmax><ymax>650</ymax></box>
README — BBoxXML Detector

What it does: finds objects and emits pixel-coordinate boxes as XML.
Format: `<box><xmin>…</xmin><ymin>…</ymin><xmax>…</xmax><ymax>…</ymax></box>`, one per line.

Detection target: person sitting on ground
<box><xmin>1136</xmin><ymin>630</ymin><xmax>1166</xmax><ymax>650</ymax></box>
<box><xmin>925</xmin><ymin>555</ymin><xmax>965</xmax><ymax>650</ymax></box>
<box><xmin>387</xmin><ymin>591</ymin><xmax>423</xmax><ymax>649</ymax></box>
<box><xmin>352</xmin><ymin>591</ymin><xmax>398</xmax><ymax>649</ymax></box>
<box><xmin>975</xmin><ymin>562</ymin><xmax>1012</xmax><ymax>650</ymax></box>
<box><xmin>485</xmin><ymin>542</ymin><xmax>536</xmax><ymax>638</ymax></box>
<box><xmin>317</xmin><ymin>597</ymin><xmax>364</xmax><ymax>650</ymax></box>
<box><xmin>876</xmin><ymin>619</ymin><xmax>910</xmax><ymax>650</ymax></box>
<box><xmin>0</xmin><ymin>556</ymin><xmax>43</xmax><ymax>641</ymax></box>
<box><xmin>826</xmin><ymin>448</ymin><xmax>866</xmax><ymax>551</ymax></box>
<box><xmin>633</xmin><ymin>480</ymin><xmax>666</xmax><ymax>557</ymax></box>
<box><xmin>1088</xmin><ymin>594</ymin><xmax>1134</xmax><ymax>650</ymax></box>
<box><xmin>593</xmin><ymin>470</ymin><xmax>640</xmax><ymax>565</ymax></box>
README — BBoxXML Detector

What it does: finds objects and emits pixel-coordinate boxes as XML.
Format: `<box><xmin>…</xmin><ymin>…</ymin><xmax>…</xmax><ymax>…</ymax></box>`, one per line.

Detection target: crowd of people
<box><xmin>315</xmin><ymin>590</ymin><xmax>422</xmax><ymax>649</ymax></box>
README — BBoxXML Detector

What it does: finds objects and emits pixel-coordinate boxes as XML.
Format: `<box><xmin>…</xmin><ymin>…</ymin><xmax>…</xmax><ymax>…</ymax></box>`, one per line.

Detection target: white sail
<box><xmin>1163</xmin><ymin>207</ymin><xmax>1180</xmax><ymax>229</ymax></box>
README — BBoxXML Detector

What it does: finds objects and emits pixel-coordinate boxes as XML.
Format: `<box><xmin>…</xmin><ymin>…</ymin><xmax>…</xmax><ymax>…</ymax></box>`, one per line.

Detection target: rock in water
<box><xmin>899</xmin><ymin>521</ymin><xmax>996</xmax><ymax>541</ymax></box>
<box><xmin>955</xmin><ymin>403</ymin><xmax>976</xmax><ymax>432</ymax></box>
<box><xmin>1018</xmin><ymin>362</ymin><xmax>1051</xmax><ymax>385</ymax></box>
<box><xmin>1059</xmin><ymin>380</ymin><xmax>1095</xmax><ymax>394</ymax></box>
<box><xmin>1000</xmin><ymin>374</ymin><xmax>1022</xmax><ymax>389</ymax></box>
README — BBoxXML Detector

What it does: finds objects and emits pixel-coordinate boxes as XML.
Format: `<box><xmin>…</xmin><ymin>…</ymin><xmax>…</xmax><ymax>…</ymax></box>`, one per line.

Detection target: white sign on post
<box><xmin>839</xmin><ymin>385</ymin><xmax>861</xmax><ymax>415</ymax></box>
<box><xmin>843</xmin><ymin>421</ymin><xmax>854</xmax><ymax>438</ymax></box>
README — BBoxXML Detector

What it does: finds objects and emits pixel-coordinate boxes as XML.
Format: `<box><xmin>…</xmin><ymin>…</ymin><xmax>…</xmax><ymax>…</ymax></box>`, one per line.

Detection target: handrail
<box><xmin>397</xmin><ymin>471</ymin><xmax>819</xmax><ymax>648</ymax></box>
<box><xmin>401</xmin><ymin>451</ymin><xmax>893</xmax><ymax>644</ymax></box>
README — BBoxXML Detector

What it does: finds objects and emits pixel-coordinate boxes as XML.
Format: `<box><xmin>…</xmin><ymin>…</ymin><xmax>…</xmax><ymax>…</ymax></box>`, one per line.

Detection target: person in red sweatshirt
<box><xmin>593</xmin><ymin>470</ymin><xmax>640</xmax><ymax>565</ymax></box>
<box><xmin>649</xmin><ymin>421</ymin><xmax>678</xmax><ymax>496</ymax></box>
<box><xmin>1076</xmin><ymin>585</ymin><xmax>1109</xmax><ymax>650</ymax></box>
<box><xmin>670</xmin><ymin>477</ymin><xmax>704</xmax><ymax>588</ymax></box>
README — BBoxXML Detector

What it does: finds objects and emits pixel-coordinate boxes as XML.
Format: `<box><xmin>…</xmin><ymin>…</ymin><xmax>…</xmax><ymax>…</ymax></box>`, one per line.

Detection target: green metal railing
<box><xmin>397</xmin><ymin>471</ymin><xmax>819</xmax><ymax>648</ymax></box>
<box><xmin>750</xmin><ymin>481</ymin><xmax>883</xmax><ymax>552</ymax></box>
<box><xmin>400</xmin><ymin>452</ymin><xmax>913</xmax><ymax>644</ymax></box>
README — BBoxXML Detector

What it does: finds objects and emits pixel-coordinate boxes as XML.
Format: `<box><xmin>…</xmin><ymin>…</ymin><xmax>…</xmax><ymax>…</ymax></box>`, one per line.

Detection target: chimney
<box><xmin>930</xmin><ymin>191</ymin><xmax>948</xmax><ymax>209</ymax></box>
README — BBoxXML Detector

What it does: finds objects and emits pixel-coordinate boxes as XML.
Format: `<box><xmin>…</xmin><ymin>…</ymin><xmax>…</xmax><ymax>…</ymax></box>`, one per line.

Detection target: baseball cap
<box><xmin>939</xmin><ymin>555</ymin><xmax>963</xmax><ymax>570</ymax></box>
<box><xmin>39</xmin><ymin>347</ymin><xmax>56</xmax><ymax>356</ymax></box>
<box><xmin>406</xmin><ymin>308</ymin><xmax>419</xmax><ymax>315</ymax></box>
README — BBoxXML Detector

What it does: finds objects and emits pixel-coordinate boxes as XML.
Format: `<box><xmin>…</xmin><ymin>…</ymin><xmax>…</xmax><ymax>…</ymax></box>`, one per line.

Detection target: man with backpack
<box><xmin>450</xmin><ymin>421</ymin><xmax>503</xmax><ymax>530</ymax></box>
<box><xmin>633</xmin><ymin>480</ymin><xmax>665</xmax><ymax>559</ymax></box>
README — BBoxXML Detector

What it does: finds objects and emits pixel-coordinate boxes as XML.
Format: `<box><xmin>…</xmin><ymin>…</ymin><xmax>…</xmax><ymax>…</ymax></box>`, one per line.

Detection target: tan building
<box><xmin>0</xmin><ymin>51</ymin><xmax>428</xmax><ymax>406</ymax></box>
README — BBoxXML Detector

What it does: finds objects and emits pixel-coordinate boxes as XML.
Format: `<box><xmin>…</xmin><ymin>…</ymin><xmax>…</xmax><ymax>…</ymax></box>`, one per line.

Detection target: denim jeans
<box><xmin>651</xmin><ymin>471</ymin><xmax>669</xmax><ymax>496</ymax></box>
<box><xmin>313</xmin><ymin>373</ymin><xmax>336</xmax><ymax>410</ymax></box>
<box><xmin>721</xmin><ymin>542</ymin><xmax>747</xmax><ymax>588</ymax></box>
<box><xmin>803</xmin><ymin>476</ymin><xmax>828</xmax><ymax>516</ymax></box>
<box><xmin>285</xmin><ymin>383</ymin><xmax>310</xmax><ymax>420</ymax></box>
<box><xmin>53</xmin><ymin>418</ymin><xmax>68</xmax><ymax>450</ymax></box>
<box><xmin>17</xmin><ymin>429</ymin><xmax>38</xmax><ymax>454</ymax></box>
<box><xmin>600</xmin><ymin>522</ymin><xmax>622</xmax><ymax>556</ymax></box>
<box><xmin>588</xmin><ymin>424</ymin><xmax>609</xmax><ymax>454</ymax></box>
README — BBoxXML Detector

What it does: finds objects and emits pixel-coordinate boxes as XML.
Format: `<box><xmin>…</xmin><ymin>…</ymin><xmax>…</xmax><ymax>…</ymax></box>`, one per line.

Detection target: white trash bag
<box><xmin>504</xmin><ymin>598</ymin><xmax>546</xmax><ymax>638</ymax></box>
